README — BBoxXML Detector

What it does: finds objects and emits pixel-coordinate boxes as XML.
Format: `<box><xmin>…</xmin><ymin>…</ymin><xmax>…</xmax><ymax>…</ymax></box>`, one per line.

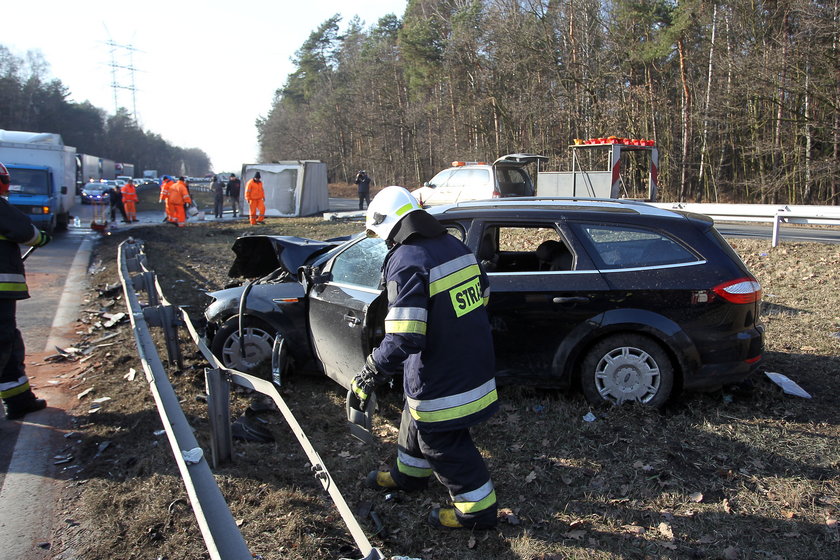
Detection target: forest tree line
<box><xmin>0</xmin><ymin>46</ymin><xmax>210</xmax><ymax>176</ymax></box>
<box><xmin>258</xmin><ymin>0</ymin><xmax>840</xmax><ymax>204</ymax></box>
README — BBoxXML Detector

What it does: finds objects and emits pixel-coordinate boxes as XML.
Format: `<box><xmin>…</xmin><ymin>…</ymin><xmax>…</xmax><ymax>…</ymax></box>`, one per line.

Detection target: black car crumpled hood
<box><xmin>227</xmin><ymin>235</ymin><xmax>343</xmax><ymax>279</ymax></box>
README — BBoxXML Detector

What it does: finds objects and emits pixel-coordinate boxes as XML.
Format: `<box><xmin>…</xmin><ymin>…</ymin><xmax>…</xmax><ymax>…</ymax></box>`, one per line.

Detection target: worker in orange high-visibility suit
<box><xmin>121</xmin><ymin>179</ymin><xmax>139</xmax><ymax>222</ymax></box>
<box><xmin>167</xmin><ymin>177</ymin><xmax>192</xmax><ymax>227</ymax></box>
<box><xmin>159</xmin><ymin>175</ymin><xmax>175</xmax><ymax>223</ymax></box>
<box><xmin>245</xmin><ymin>172</ymin><xmax>266</xmax><ymax>225</ymax></box>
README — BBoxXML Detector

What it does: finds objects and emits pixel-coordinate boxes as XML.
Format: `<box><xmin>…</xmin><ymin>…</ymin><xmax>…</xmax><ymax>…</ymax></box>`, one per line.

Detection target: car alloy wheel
<box><xmin>211</xmin><ymin>318</ymin><xmax>276</xmax><ymax>373</ymax></box>
<box><xmin>581</xmin><ymin>334</ymin><xmax>674</xmax><ymax>407</ymax></box>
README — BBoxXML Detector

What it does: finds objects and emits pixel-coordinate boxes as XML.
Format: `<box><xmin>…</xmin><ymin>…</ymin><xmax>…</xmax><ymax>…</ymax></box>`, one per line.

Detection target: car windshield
<box><xmin>427</xmin><ymin>168</ymin><xmax>455</xmax><ymax>188</ymax></box>
<box><xmin>329</xmin><ymin>236</ymin><xmax>388</xmax><ymax>289</ymax></box>
<box><xmin>8</xmin><ymin>168</ymin><xmax>50</xmax><ymax>195</ymax></box>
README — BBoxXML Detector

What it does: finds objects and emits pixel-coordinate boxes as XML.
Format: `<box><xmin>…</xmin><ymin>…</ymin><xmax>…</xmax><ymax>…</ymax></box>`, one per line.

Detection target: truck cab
<box><xmin>6</xmin><ymin>163</ymin><xmax>69</xmax><ymax>233</ymax></box>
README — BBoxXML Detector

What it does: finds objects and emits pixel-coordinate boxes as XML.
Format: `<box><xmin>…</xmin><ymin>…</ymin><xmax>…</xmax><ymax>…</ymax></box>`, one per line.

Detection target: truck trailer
<box><xmin>0</xmin><ymin>129</ymin><xmax>76</xmax><ymax>234</ymax></box>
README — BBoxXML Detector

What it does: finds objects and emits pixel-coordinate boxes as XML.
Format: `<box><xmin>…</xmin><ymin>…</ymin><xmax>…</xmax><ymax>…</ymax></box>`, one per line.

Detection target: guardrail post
<box><xmin>772</xmin><ymin>213</ymin><xmax>782</xmax><ymax>247</ymax></box>
<box><xmin>131</xmin><ymin>271</ymin><xmax>160</xmax><ymax>306</ymax></box>
<box><xmin>142</xmin><ymin>305</ymin><xmax>184</xmax><ymax>370</ymax></box>
<box><xmin>205</xmin><ymin>368</ymin><xmax>233</xmax><ymax>468</ymax></box>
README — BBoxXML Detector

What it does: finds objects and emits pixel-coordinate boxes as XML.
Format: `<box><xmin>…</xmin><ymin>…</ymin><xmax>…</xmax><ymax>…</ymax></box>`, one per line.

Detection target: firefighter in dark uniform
<box><xmin>0</xmin><ymin>162</ymin><xmax>51</xmax><ymax>420</ymax></box>
<box><xmin>349</xmin><ymin>186</ymin><xmax>498</xmax><ymax>530</ymax></box>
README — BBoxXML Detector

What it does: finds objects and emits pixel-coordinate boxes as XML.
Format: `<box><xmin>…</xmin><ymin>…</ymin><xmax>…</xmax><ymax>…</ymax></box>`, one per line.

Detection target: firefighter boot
<box><xmin>427</xmin><ymin>507</ymin><xmax>497</xmax><ymax>531</ymax></box>
<box><xmin>366</xmin><ymin>470</ymin><xmax>400</xmax><ymax>490</ymax></box>
<box><xmin>4</xmin><ymin>390</ymin><xmax>47</xmax><ymax>420</ymax></box>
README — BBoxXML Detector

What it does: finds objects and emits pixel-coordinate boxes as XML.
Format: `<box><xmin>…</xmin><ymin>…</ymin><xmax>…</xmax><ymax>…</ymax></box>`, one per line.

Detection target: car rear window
<box><xmin>573</xmin><ymin>224</ymin><xmax>697</xmax><ymax>269</ymax></box>
<box><xmin>496</xmin><ymin>167</ymin><xmax>532</xmax><ymax>196</ymax></box>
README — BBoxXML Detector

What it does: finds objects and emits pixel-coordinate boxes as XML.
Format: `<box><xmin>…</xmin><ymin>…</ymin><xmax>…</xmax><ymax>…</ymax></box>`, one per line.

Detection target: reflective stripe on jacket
<box><xmin>0</xmin><ymin>198</ymin><xmax>42</xmax><ymax>299</ymax></box>
<box><xmin>372</xmin><ymin>233</ymin><xmax>497</xmax><ymax>432</ymax></box>
<box><xmin>121</xmin><ymin>184</ymin><xmax>138</xmax><ymax>202</ymax></box>
<box><xmin>159</xmin><ymin>179</ymin><xmax>173</xmax><ymax>202</ymax></box>
<box><xmin>167</xmin><ymin>181</ymin><xmax>192</xmax><ymax>206</ymax></box>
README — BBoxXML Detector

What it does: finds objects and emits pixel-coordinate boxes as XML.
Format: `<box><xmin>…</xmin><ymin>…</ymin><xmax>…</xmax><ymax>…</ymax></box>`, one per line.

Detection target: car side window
<box><xmin>461</xmin><ymin>168</ymin><xmax>491</xmax><ymax>188</ymax></box>
<box><xmin>481</xmin><ymin>225</ymin><xmax>574</xmax><ymax>272</ymax></box>
<box><xmin>329</xmin><ymin>237</ymin><xmax>388</xmax><ymax>289</ymax></box>
<box><xmin>575</xmin><ymin>224</ymin><xmax>697</xmax><ymax>269</ymax></box>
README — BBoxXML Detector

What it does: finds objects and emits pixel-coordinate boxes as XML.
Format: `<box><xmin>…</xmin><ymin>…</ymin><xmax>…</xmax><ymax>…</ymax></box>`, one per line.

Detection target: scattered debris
<box><xmin>181</xmin><ymin>447</ymin><xmax>204</xmax><ymax>465</ymax></box>
<box><xmin>764</xmin><ymin>372</ymin><xmax>812</xmax><ymax>398</ymax></box>
<box><xmin>583</xmin><ymin>411</ymin><xmax>596</xmax><ymax>422</ymax></box>
<box><xmin>77</xmin><ymin>388</ymin><xmax>94</xmax><ymax>399</ymax></box>
<box><xmin>53</xmin><ymin>455</ymin><xmax>73</xmax><ymax>465</ymax></box>
<box><xmin>123</xmin><ymin>368</ymin><xmax>137</xmax><ymax>381</ymax></box>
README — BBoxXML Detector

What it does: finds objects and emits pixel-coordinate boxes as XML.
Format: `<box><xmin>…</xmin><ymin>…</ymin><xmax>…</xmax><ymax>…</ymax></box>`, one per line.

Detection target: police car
<box><xmin>204</xmin><ymin>198</ymin><xmax>764</xmax><ymax>407</ymax></box>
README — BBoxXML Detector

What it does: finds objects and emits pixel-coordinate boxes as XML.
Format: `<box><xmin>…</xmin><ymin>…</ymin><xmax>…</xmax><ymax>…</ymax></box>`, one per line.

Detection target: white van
<box><xmin>412</xmin><ymin>153</ymin><xmax>547</xmax><ymax>206</ymax></box>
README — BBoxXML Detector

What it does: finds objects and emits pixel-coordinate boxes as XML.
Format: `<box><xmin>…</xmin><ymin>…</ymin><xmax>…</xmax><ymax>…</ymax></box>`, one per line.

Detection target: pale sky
<box><xmin>5</xmin><ymin>0</ymin><xmax>406</xmax><ymax>174</ymax></box>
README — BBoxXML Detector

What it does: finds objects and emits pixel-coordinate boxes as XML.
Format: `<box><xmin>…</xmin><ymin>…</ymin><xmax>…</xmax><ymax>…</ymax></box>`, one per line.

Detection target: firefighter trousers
<box><xmin>0</xmin><ymin>300</ymin><xmax>35</xmax><ymax>405</ymax></box>
<box><xmin>390</xmin><ymin>403</ymin><xmax>497</xmax><ymax>527</ymax></box>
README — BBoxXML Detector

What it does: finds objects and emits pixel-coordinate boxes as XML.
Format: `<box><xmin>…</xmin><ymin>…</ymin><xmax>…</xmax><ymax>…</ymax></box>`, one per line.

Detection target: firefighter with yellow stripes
<box><xmin>350</xmin><ymin>186</ymin><xmax>498</xmax><ymax>530</ymax></box>
<box><xmin>0</xmin><ymin>162</ymin><xmax>51</xmax><ymax>420</ymax></box>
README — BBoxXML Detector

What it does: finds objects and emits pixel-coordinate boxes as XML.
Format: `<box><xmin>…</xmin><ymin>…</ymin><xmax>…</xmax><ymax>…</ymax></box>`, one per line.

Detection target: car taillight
<box><xmin>491</xmin><ymin>189</ymin><xmax>500</xmax><ymax>198</ymax></box>
<box><xmin>712</xmin><ymin>278</ymin><xmax>762</xmax><ymax>304</ymax></box>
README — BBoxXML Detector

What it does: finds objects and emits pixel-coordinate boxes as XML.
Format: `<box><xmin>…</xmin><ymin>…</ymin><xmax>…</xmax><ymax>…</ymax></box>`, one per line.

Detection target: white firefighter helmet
<box><xmin>365</xmin><ymin>186</ymin><xmax>422</xmax><ymax>240</ymax></box>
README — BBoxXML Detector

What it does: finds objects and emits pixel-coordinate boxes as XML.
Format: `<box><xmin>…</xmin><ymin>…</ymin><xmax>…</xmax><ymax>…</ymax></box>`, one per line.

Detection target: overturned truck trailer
<box><xmin>240</xmin><ymin>161</ymin><xmax>329</xmax><ymax>217</ymax></box>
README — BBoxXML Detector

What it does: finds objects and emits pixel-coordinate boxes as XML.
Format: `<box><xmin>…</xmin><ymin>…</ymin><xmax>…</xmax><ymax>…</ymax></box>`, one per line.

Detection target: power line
<box><xmin>103</xmin><ymin>31</ymin><xmax>141</xmax><ymax>122</ymax></box>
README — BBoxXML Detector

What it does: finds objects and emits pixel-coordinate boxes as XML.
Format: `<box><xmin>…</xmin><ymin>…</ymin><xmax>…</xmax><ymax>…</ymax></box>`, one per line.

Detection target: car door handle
<box><xmin>343</xmin><ymin>314</ymin><xmax>361</xmax><ymax>326</ymax></box>
<box><xmin>552</xmin><ymin>296</ymin><xmax>590</xmax><ymax>304</ymax></box>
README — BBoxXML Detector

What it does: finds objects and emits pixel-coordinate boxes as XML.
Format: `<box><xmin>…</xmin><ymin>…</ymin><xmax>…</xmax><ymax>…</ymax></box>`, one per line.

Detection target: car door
<box><xmin>307</xmin><ymin>236</ymin><xmax>389</xmax><ymax>389</ymax></box>
<box><xmin>466</xmin><ymin>221</ymin><xmax>613</xmax><ymax>385</ymax></box>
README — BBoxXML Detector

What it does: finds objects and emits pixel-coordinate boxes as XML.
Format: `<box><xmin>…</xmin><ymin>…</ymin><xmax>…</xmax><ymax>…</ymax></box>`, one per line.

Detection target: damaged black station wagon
<box><xmin>204</xmin><ymin>198</ymin><xmax>764</xmax><ymax>407</ymax></box>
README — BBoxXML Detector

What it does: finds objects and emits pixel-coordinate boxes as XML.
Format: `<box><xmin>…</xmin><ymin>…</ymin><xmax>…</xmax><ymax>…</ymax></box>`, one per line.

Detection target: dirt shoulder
<box><xmin>48</xmin><ymin>219</ymin><xmax>840</xmax><ymax>560</ymax></box>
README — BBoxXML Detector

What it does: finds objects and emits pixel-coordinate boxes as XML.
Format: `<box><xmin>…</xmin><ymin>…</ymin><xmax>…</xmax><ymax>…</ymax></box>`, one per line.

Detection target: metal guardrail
<box><xmin>650</xmin><ymin>202</ymin><xmax>840</xmax><ymax>246</ymax></box>
<box><xmin>117</xmin><ymin>238</ymin><xmax>384</xmax><ymax>560</ymax></box>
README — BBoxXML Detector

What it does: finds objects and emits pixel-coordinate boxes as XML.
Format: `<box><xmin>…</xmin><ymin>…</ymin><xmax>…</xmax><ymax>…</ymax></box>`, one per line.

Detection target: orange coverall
<box><xmin>245</xmin><ymin>178</ymin><xmax>265</xmax><ymax>224</ymax></box>
<box><xmin>121</xmin><ymin>183</ymin><xmax>138</xmax><ymax>222</ymax></box>
<box><xmin>167</xmin><ymin>180</ymin><xmax>192</xmax><ymax>226</ymax></box>
<box><xmin>159</xmin><ymin>178</ymin><xmax>174</xmax><ymax>221</ymax></box>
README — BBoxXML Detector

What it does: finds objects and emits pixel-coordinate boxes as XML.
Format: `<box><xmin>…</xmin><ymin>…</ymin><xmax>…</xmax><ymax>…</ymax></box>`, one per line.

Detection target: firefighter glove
<box><xmin>34</xmin><ymin>231</ymin><xmax>51</xmax><ymax>247</ymax></box>
<box><xmin>349</xmin><ymin>355</ymin><xmax>388</xmax><ymax>412</ymax></box>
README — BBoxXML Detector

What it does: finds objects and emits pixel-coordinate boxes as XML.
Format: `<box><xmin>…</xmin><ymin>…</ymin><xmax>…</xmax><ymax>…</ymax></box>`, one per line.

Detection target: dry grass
<box><xmin>51</xmin><ymin>218</ymin><xmax>840</xmax><ymax>560</ymax></box>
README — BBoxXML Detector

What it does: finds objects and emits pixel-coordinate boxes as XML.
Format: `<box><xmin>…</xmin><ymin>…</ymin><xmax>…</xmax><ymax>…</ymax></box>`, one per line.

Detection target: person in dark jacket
<box><xmin>226</xmin><ymin>174</ymin><xmax>241</xmax><ymax>217</ymax></box>
<box><xmin>354</xmin><ymin>170</ymin><xmax>371</xmax><ymax>210</ymax></box>
<box><xmin>105</xmin><ymin>182</ymin><xmax>128</xmax><ymax>223</ymax></box>
<box><xmin>349</xmin><ymin>186</ymin><xmax>498</xmax><ymax>530</ymax></box>
<box><xmin>211</xmin><ymin>175</ymin><xmax>225</xmax><ymax>218</ymax></box>
<box><xmin>0</xmin><ymin>162</ymin><xmax>51</xmax><ymax>420</ymax></box>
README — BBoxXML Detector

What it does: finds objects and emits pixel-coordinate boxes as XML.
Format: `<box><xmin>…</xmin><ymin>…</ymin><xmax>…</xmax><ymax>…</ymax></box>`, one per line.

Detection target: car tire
<box><xmin>580</xmin><ymin>334</ymin><xmax>674</xmax><ymax>407</ymax></box>
<box><xmin>211</xmin><ymin>317</ymin><xmax>276</xmax><ymax>374</ymax></box>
